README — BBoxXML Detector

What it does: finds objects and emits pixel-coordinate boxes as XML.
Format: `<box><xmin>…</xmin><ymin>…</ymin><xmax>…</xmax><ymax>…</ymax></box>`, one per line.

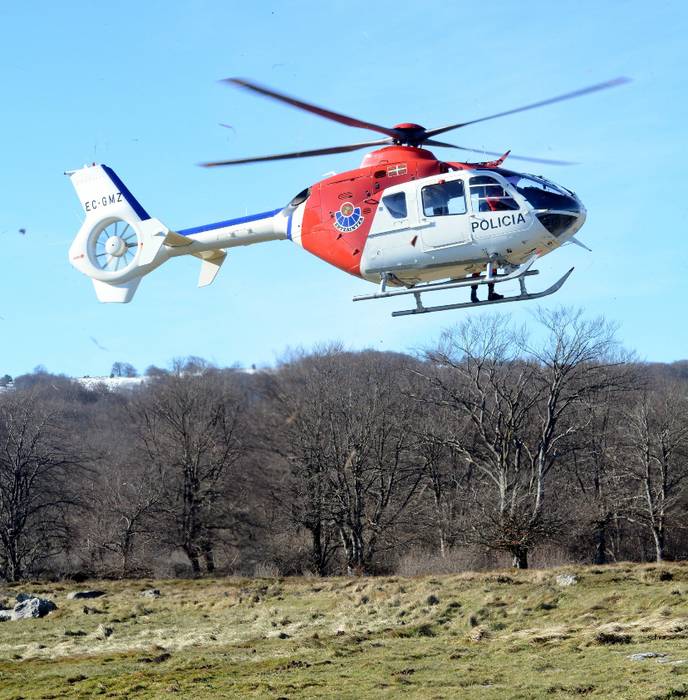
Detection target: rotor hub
<box><xmin>392</xmin><ymin>123</ymin><xmax>428</xmax><ymax>145</ymax></box>
<box><xmin>361</xmin><ymin>145</ymin><xmax>438</xmax><ymax>168</ymax></box>
<box><xmin>105</xmin><ymin>235</ymin><xmax>127</xmax><ymax>257</ymax></box>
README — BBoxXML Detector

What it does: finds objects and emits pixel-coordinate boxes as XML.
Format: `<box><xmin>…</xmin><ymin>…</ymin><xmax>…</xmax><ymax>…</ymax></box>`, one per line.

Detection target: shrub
<box><xmin>594</xmin><ymin>631</ymin><xmax>632</xmax><ymax>645</ymax></box>
<box><xmin>253</xmin><ymin>562</ymin><xmax>281</xmax><ymax>579</ymax></box>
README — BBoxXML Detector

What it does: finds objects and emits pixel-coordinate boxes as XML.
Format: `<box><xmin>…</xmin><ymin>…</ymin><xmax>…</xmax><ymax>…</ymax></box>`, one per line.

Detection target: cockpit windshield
<box><xmin>496</xmin><ymin>169</ymin><xmax>581</xmax><ymax>212</ymax></box>
<box><xmin>469</xmin><ymin>175</ymin><xmax>519</xmax><ymax>212</ymax></box>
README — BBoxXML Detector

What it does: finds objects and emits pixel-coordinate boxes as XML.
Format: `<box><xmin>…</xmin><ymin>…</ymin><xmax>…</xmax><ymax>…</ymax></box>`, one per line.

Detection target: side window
<box><xmin>469</xmin><ymin>175</ymin><xmax>519</xmax><ymax>212</ymax></box>
<box><xmin>382</xmin><ymin>192</ymin><xmax>407</xmax><ymax>219</ymax></box>
<box><xmin>422</xmin><ymin>180</ymin><xmax>466</xmax><ymax>217</ymax></box>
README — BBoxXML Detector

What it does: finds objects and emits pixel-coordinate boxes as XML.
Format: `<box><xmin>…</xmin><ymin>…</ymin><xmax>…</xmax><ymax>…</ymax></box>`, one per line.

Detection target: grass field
<box><xmin>0</xmin><ymin>562</ymin><xmax>687</xmax><ymax>698</ymax></box>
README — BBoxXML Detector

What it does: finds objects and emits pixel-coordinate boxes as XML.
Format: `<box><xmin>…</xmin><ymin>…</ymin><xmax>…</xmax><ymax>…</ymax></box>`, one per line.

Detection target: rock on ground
<box><xmin>629</xmin><ymin>652</ymin><xmax>668</xmax><ymax>661</ymax></box>
<box><xmin>12</xmin><ymin>597</ymin><xmax>57</xmax><ymax>620</ymax></box>
<box><xmin>67</xmin><ymin>590</ymin><xmax>106</xmax><ymax>600</ymax></box>
<box><xmin>140</xmin><ymin>589</ymin><xmax>161</xmax><ymax>598</ymax></box>
<box><xmin>556</xmin><ymin>574</ymin><xmax>578</xmax><ymax>587</ymax></box>
<box><xmin>94</xmin><ymin>624</ymin><xmax>114</xmax><ymax>639</ymax></box>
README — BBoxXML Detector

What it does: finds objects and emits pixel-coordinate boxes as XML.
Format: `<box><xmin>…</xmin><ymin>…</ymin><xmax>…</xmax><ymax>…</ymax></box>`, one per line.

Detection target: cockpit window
<box><xmin>382</xmin><ymin>192</ymin><xmax>407</xmax><ymax>219</ymax></box>
<box><xmin>422</xmin><ymin>180</ymin><xmax>466</xmax><ymax>217</ymax></box>
<box><xmin>469</xmin><ymin>175</ymin><xmax>519</xmax><ymax>212</ymax></box>
<box><xmin>500</xmin><ymin>172</ymin><xmax>580</xmax><ymax>212</ymax></box>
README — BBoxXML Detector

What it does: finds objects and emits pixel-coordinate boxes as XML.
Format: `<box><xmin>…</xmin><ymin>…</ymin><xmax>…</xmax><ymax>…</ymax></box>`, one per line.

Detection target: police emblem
<box><xmin>334</xmin><ymin>201</ymin><xmax>364</xmax><ymax>232</ymax></box>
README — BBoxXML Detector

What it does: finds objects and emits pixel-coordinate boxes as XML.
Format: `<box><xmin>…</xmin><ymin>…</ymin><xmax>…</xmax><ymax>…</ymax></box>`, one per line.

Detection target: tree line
<box><xmin>0</xmin><ymin>308</ymin><xmax>686</xmax><ymax>582</ymax></box>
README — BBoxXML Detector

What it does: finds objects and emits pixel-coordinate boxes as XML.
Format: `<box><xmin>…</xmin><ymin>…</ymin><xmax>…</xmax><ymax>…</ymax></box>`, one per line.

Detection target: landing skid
<box><xmin>353</xmin><ymin>255</ymin><xmax>574</xmax><ymax>317</ymax></box>
<box><xmin>392</xmin><ymin>268</ymin><xmax>573</xmax><ymax>317</ymax></box>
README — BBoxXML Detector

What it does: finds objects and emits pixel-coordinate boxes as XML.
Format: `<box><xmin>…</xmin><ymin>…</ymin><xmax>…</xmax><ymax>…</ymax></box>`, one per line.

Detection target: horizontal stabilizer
<box><xmin>164</xmin><ymin>230</ymin><xmax>193</xmax><ymax>247</ymax></box>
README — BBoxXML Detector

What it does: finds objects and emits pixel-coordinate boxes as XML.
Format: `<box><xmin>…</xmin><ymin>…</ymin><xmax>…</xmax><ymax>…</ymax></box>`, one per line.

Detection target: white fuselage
<box><xmin>67</xmin><ymin>163</ymin><xmax>585</xmax><ymax>303</ymax></box>
<box><xmin>358</xmin><ymin>168</ymin><xmax>585</xmax><ymax>285</ymax></box>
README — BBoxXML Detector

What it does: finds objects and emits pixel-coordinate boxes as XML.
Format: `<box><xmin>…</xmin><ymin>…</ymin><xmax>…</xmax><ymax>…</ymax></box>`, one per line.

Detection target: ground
<box><xmin>0</xmin><ymin>562</ymin><xmax>687</xmax><ymax>699</ymax></box>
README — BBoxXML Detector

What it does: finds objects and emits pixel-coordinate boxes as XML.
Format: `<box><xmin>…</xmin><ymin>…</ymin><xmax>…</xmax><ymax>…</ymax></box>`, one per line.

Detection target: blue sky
<box><xmin>0</xmin><ymin>0</ymin><xmax>686</xmax><ymax>377</ymax></box>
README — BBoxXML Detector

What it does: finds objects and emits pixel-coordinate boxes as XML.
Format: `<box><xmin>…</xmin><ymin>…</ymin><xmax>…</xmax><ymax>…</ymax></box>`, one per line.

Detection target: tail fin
<box><xmin>67</xmin><ymin>164</ymin><xmax>170</xmax><ymax>302</ymax></box>
<box><xmin>69</xmin><ymin>164</ymin><xmax>151</xmax><ymax>223</ymax></box>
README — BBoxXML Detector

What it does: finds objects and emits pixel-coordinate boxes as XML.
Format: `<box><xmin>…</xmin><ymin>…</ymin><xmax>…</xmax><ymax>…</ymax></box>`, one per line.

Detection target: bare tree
<box><xmin>0</xmin><ymin>392</ymin><xmax>84</xmax><ymax>581</ymax></box>
<box><xmin>420</xmin><ymin>308</ymin><xmax>625</xmax><ymax>568</ymax></box>
<box><xmin>564</xmin><ymin>388</ymin><xmax>634</xmax><ymax>564</ymax></box>
<box><xmin>265</xmin><ymin>349</ymin><xmax>425</xmax><ymax>574</ymax></box>
<box><xmin>618</xmin><ymin>383</ymin><xmax>688</xmax><ymax>561</ymax></box>
<box><xmin>81</xmin><ymin>456</ymin><xmax>161</xmax><ymax>575</ymax></box>
<box><xmin>261</xmin><ymin>354</ymin><xmax>340</xmax><ymax>575</ymax></box>
<box><xmin>131</xmin><ymin>366</ymin><xmax>247</xmax><ymax>575</ymax></box>
<box><xmin>412</xmin><ymin>404</ymin><xmax>473</xmax><ymax>558</ymax></box>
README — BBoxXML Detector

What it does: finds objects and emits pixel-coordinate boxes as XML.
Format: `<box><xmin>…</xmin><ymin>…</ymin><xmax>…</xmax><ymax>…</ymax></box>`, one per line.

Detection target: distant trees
<box><xmin>145</xmin><ymin>365</ymin><xmax>167</xmax><ymax>378</ymax></box>
<box><xmin>0</xmin><ymin>309</ymin><xmax>686</xmax><ymax>582</ymax></box>
<box><xmin>110</xmin><ymin>362</ymin><xmax>138</xmax><ymax>378</ymax></box>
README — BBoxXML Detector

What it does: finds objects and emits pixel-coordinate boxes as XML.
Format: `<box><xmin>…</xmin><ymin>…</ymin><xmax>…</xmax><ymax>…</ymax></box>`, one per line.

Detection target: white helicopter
<box><xmin>66</xmin><ymin>77</ymin><xmax>628</xmax><ymax>315</ymax></box>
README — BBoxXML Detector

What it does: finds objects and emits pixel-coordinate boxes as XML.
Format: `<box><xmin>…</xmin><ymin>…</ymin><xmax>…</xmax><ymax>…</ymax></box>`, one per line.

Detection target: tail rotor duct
<box><xmin>89</xmin><ymin>219</ymin><xmax>139</xmax><ymax>273</ymax></box>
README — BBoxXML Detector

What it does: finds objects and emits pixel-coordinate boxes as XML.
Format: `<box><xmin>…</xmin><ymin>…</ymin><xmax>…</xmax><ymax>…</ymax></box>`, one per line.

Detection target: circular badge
<box><xmin>334</xmin><ymin>201</ymin><xmax>364</xmax><ymax>232</ymax></box>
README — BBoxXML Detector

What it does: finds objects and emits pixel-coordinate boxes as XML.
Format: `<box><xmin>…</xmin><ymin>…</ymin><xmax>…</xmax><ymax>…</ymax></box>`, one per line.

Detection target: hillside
<box><xmin>0</xmin><ymin>563</ymin><xmax>687</xmax><ymax>699</ymax></box>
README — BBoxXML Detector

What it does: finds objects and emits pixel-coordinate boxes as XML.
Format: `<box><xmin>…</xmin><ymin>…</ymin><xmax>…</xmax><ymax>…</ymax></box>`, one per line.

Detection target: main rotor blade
<box><xmin>200</xmin><ymin>139</ymin><xmax>392</xmax><ymax>167</ymax></box>
<box><xmin>225</xmin><ymin>78</ymin><xmax>400</xmax><ymax>139</ymax></box>
<box><xmin>426</xmin><ymin>77</ymin><xmax>631</xmax><ymax>138</ymax></box>
<box><xmin>426</xmin><ymin>140</ymin><xmax>576</xmax><ymax>165</ymax></box>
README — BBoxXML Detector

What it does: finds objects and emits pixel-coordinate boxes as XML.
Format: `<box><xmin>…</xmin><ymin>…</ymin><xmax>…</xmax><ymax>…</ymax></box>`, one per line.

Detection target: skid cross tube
<box><xmin>353</xmin><ymin>255</ymin><xmax>539</xmax><ymax>303</ymax></box>
<box><xmin>391</xmin><ymin>267</ymin><xmax>574</xmax><ymax>317</ymax></box>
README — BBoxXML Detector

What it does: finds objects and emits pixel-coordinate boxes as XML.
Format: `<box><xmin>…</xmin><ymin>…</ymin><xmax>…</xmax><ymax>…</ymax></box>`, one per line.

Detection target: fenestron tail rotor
<box><xmin>89</xmin><ymin>219</ymin><xmax>139</xmax><ymax>273</ymax></box>
<box><xmin>202</xmin><ymin>76</ymin><xmax>630</xmax><ymax>167</ymax></box>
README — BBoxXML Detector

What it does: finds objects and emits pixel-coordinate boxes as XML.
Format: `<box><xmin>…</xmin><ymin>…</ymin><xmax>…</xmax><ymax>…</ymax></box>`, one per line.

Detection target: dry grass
<box><xmin>0</xmin><ymin>562</ymin><xmax>687</xmax><ymax>698</ymax></box>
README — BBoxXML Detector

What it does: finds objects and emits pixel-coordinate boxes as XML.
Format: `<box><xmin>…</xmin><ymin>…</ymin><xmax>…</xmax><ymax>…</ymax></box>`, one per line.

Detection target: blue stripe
<box><xmin>101</xmin><ymin>165</ymin><xmax>151</xmax><ymax>221</ymax></box>
<box><xmin>286</xmin><ymin>213</ymin><xmax>293</xmax><ymax>240</ymax></box>
<box><xmin>178</xmin><ymin>208</ymin><xmax>283</xmax><ymax>236</ymax></box>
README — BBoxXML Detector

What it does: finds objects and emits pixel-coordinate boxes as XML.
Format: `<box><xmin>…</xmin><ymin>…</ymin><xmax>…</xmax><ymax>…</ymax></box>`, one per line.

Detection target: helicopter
<box><xmin>66</xmin><ymin>77</ymin><xmax>629</xmax><ymax>315</ymax></box>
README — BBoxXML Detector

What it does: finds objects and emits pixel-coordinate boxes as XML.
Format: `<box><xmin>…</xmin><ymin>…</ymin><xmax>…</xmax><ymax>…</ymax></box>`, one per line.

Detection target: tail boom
<box><xmin>67</xmin><ymin>163</ymin><xmax>292</xmax><ymax>302</ymax></box>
